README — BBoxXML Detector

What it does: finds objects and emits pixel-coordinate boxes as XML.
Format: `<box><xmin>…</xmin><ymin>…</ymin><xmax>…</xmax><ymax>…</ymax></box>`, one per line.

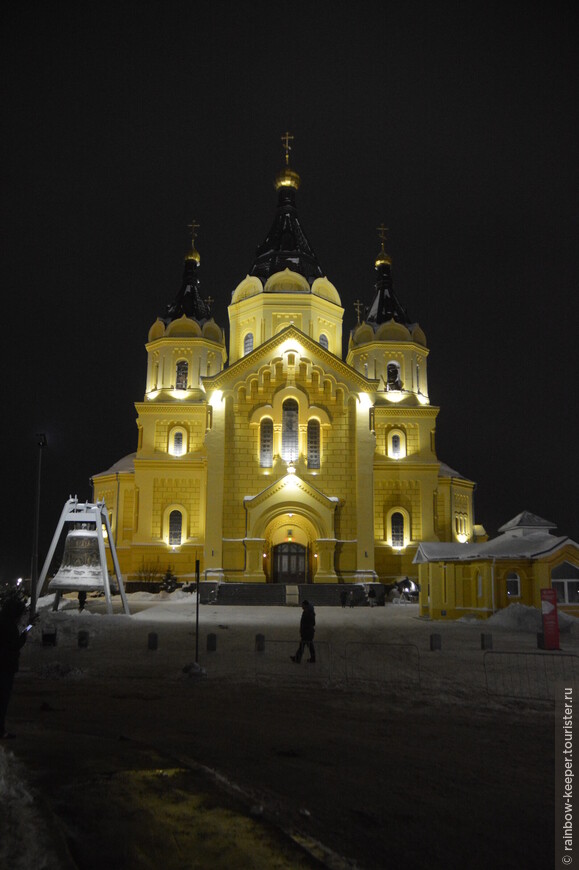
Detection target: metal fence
<box><xmin>484</xmin><ymin>651</ymin><xmax>579</xmax><ymax>701</ymax></box>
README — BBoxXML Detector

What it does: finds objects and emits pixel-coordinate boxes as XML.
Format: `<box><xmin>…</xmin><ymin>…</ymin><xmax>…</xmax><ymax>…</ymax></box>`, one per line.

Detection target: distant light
<box><xmin>457</xmin><ymin>534</ymin><xmax>468</xmax><ymax>543</ymax></box>
<box><xmin>16</xmin><ymin>578</ymin><xmax>23</xmax><ymax>586</ymax></box>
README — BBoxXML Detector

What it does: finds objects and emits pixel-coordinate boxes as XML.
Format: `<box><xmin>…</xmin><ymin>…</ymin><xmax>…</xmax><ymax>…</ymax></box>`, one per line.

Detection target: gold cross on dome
<box><xmin>354</xmin><ymin>299</ymin><xmax>364</xmax><ymax>324</ymax></box>
<box><xmin>376</xmin><ymin>223</ymin><xmax>389</xmax><ymax>244</ymax></box>
<box><xmin>188</xmin><ymin>219</ymin><xmax>200</xmax><ymax>242</ymax></box>
<box><xmin>281</xmin><ymin>131</ymin><xmax>294</xmax><ymax>165</ymax></box>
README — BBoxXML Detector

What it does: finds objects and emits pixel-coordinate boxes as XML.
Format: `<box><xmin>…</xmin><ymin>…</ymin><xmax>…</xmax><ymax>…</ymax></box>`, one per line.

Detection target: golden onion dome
<box><xmin>184</xmin><ymin>243</ymin><xmax>201</xmax><ymax>264</ymax></box>
<box><xmin>274</xmin><ymin>165</ymin><xmax>301</xmax><ymax>190</ymax></box>
<box><xmin>375</xmin><ymin>243</ymin><xmax>392</xmax><ymax>267</ymax></box>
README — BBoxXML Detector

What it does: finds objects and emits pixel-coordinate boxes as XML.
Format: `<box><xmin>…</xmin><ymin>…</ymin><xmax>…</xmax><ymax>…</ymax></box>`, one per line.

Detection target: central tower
<box><xmin>228</xmin><ymin>135</ymin><xmax>343</xmax><ymax>363</ymax></box>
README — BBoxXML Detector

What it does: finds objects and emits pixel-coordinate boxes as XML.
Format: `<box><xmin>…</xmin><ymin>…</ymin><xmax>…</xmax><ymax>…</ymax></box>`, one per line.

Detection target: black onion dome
<box><xmin>164</xmin><ymin>249</ymin><xmax>211</xmax><ymax>325</ymax></box>
<box><xmin>250</xmin><ymin>178</ymin><xmax>324</xmax><ymax>287</ymax></box>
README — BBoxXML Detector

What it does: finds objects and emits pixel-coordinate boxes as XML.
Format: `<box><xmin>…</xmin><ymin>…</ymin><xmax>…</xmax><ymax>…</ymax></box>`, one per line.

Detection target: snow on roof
<box><xmin>92</xmin><ymin>453</ymin><xmax>136</xmax><ymax>478</ymax></box>
<box><xmin>438</xmin><ymin>462</ymin><xmax>468</xmax><ymax>480</ymax></box>
<box><xmin>414</xmin><ymin>532</ymin><xmax>573</xmax><ymax>564</ymax></box>
<box><xmin>498</xmin><ymin>510</ymin><xmax>556</xmax><ymax>533</ymax></box>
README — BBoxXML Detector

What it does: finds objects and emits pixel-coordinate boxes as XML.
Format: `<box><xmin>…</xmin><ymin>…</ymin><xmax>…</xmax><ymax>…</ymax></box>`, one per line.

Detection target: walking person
<box><xmin>291</xmin><ymin>600</ymin><xmax>316</xmax><ymax>664</ymax></box>
<box><xmin>0</xmin><ymin>585</ymin><xmax>30</xmax><ymax>739</ymax></box>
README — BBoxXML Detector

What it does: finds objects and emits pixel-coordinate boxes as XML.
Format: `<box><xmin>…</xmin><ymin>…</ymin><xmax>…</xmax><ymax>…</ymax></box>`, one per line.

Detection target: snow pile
<box><xmin>0</xmin><ymin>750</ymin><xmax>59</xmax><ymax>870</ymax></box>
<box><xmin>487</xmin><ymin>602</ymin><xmax>577</xmax><ymax>633</ymax></box>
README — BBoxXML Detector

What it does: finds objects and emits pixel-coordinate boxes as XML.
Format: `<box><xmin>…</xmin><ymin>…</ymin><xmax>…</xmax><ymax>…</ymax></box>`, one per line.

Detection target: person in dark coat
<box><xmin>291</xmin><ymin>600</ymin><xmax>316</xmax><ymax>663</ymax></box>
<box><xmin>0</xmin><ymin>587</ymin><xmax>29</xmax><ymax>739</ymax></box>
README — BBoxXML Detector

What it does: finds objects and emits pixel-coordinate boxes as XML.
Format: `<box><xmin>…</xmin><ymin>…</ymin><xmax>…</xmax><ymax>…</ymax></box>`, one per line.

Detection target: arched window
<box><xmin>307</xmin><ymin>419</ymin><xmax>320</xmax><ymax>468</ymax></box>
<box><xmin>244</xmin><ymin>333</ymin><xmax>254</xmax><ymax>355</ymax></box>
<box><xmin>176</xmin><ymin>360</ymin><xmax>188</xmax><ymax>390</ymax></box>
<box><xmin>506</xmin><ymin>572</ymin><xmax>520</xmax><ymax>597</ymax></box>
<box><xmin>260</xmin><ymin>418</ymin><xmax>273</xmax><ymax>467</ymax></box>
<box><xmin>169</xmin><ymin>427</ymin><xmax>187</xmax><ymax>456</ymax></box>
<box><xmin>282</xmin><ymin>399</ymin><xmax>299</xmax><ymax>462</ymax></box>
<box><xmin>391</xmin><ymin>512</ymin><xmax>405</xmax><ymax>548</ymax></box>
<box><xmin>387</xmin><ymin>429</ymin><xmax>406</xmax><ymax>459</ymax></box>
<box><xmin>168</xmin><ymin>510</ymin><xmax>183</xmax><ymax>546</ymax></box>
<box><xmin>319</xmin><ymin>334</ymin><xmax>329</xmax><ymax>350</ymax></box>
<box><xmin>551</xmin><ymin>562</ymin><xmax>579</xmax><ymax>604</ymax></box>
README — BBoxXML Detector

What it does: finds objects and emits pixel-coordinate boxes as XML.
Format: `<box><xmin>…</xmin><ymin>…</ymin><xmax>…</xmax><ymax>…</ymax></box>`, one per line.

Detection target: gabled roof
<box><xmin>204</xmin><ymin>324</ymin><xmax>379</xmax><ymax>392</ymax></box>
<box><xmin>414</xmin><ymin>532</ymin><xmax>575</xmax><ymax>563</ymax></box>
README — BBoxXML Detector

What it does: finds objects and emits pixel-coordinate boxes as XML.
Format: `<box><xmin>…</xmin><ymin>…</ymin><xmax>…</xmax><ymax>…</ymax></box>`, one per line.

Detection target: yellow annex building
<box><xmin>92</xmin><ymin>143</ymin><xmax>481</xmax><ymax>597</ymax></box>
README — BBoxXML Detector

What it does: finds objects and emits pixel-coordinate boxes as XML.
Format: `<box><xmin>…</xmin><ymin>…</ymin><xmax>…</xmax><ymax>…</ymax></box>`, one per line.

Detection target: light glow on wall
<box><xmin>384</xmin><ymin>390</ymin><xmax>404</xmax><ymax>404</ymax></box>
<box><xmin>209</xmin><ymin>390</ymin><xmax>223</xmax><ymax>407</ymax></box>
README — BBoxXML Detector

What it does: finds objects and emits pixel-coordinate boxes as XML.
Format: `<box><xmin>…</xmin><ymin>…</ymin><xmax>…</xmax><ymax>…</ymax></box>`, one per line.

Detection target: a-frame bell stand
<box><xmin>35</xmin><ymin>497</ymin><xmax>130</xmax><ymax>615</ymax></box>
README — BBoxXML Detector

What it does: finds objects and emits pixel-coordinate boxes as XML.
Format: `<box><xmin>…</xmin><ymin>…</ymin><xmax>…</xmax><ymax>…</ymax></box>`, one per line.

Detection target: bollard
<box><xmin>42</xmin><ymin>630</ymin><xmax>57</xmax><ymax>647</ymax></box>
<box><xmin>148</xmin><ymin>632</ymin><xmax>158</xmax><ymax>651</ymax></box>
<box><xmin>430</xmin><ymin>633</ymin><xmax>442</xmax><ymax>651</ymax></box>
<box><xmin>78</xmin><ymin>630</ymin><xmax>89</xmax><ymax>649</ymax></box>
<box><xmin>481</xmin><ymin>633</ymin><xmax>493</xmax><ymax>650</ymax></box>
<box><xmin>207</xmin><ymin>633</ymin><xmax>217</xmax><ymax>652</ymax></box>
<box><xmin>255</xmin><ymin>633</ymin><xmax>265</xmax><ymax>652</ymax></box>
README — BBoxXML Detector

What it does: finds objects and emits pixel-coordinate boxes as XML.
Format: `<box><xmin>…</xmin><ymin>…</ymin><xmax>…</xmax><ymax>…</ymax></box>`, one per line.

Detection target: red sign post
<box><xmin>540</xmin><ymin>588</ymin><xmax>560</xmax><ymax>650</ymax></box>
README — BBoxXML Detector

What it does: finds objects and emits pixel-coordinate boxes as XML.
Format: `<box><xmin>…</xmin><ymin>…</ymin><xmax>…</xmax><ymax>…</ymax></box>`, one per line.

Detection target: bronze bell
<box><xmin>48</xmin><ymin>525</ymin><xmax>106</xmax><ymax>592</ymax></box>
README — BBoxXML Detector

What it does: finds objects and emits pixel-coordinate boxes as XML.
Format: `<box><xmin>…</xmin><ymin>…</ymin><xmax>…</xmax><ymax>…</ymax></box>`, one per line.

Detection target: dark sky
<box><xmin>1</xmin><ymin>1</ymin><xmax>577</xmax><ymax>581</ymax></box>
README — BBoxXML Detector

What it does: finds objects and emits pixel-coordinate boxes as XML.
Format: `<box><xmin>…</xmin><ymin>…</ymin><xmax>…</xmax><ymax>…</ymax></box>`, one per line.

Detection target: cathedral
<box><xmin>92</xmin><ymin>139</ymin><xmax>480</xmax><ymax>593</ymax></box>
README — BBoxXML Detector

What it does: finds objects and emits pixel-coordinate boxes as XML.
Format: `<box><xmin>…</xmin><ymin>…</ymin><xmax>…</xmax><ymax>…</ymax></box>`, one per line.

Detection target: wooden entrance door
<box><xmin>273</xmin><ymin>543</ymin><xmax>307</xmax><ymax>584</ymax></box>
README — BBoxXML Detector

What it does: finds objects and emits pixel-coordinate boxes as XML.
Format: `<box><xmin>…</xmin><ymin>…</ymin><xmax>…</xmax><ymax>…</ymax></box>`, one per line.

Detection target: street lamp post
<box><xmin>30</xmin><ymin>433</ymin><xmax>47</xmax><ymax>618</ymax></box>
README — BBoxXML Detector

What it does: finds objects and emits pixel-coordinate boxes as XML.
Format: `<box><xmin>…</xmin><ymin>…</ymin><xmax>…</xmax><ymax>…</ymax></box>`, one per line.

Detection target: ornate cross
<box><xmin>281</xmin><ymin>131</ymin><xmax>294</xmax><ymax>165</ymax></box>
<box><xmin>354</xmin><ymin>299</ymin><xmax>364</xmax><ymax>324</ymax></box>
<box><xmin>188</xmin><ymin>219</ymin><xmax>200</xmax><ymax>242</ymax></box>
<box><xmin>376</xmin><ymin>223</ymin><xmax>389</xmax><ymax>244</ymax></box>
<box><xmin>205</xmin><ymin>295</ymin><xmax>214</xmax><ymax>310</ymax></box>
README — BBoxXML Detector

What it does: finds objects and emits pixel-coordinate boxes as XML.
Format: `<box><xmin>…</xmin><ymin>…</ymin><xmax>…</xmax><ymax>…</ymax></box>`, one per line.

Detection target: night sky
<box><xmin>2</xmin><ymin>1</ymin><xmax>577</xmax><ymax>581</ymax></box>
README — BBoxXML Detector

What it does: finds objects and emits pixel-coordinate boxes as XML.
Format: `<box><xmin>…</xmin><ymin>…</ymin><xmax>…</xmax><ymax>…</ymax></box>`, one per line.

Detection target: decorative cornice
<box><xmin>206</xmin><ymin>324</ymin><xmax>379</xmax><ymax>392</ymax></box>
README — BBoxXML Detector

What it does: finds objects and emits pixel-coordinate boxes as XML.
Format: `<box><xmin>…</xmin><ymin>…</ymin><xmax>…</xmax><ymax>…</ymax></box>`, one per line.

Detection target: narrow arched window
<box><xmin>244</xmin><ymin>333</ymin><xmax>254</xmax><ymax>355</ymax></box>
<box><xmin>392</xmin><ymin>434</ymin><xmax>401</xmax><ymax>457</ymax></box>
<box><xmin>319</xmin><ymin>334</ymin><xmax>329</xmax><ymax>350</ymax></box>
<box><xmin>168</xmin><ymin>510</ymin><xmax>182</xmax><ymax>546</ymax></box>
<box><xmin>176</xmin><ymin>360</ymin><xmax>188</xmax><ymax>390</ymax></box>
<box><xmin>307</xmin><ymin>419</ymin><xmax>320</xmax><ymax>469</ymax></box>
<box><xmin>282</xmin><ymin>399</ymin><xmax>299</xmax><ymax>462</ymax></box>
<box><xmin>506</xmin><ymin>572</ymin><xmax>520</xmax><ymax>597</ymax></box>
<box><xmin>173</xmin><ymin>431</ymin><xmax>183</xmax><ymax>456</ymax></box>
<box><xmin>391</xmin><ymin>512</ymin><xmax>404</xmax><ymax>548</ymax></box>
<box><xmin>260</xmin><ymin>418</ymin><xmax>273</xmax><ymax>467</ymax></box>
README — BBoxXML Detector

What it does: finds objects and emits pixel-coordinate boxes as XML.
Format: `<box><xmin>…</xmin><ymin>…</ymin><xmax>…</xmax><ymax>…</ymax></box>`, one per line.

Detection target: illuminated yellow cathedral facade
<box><xmin>93</xmin><ymin>143</ymin><xmax>479</xmax><ymax>589</ymax></box>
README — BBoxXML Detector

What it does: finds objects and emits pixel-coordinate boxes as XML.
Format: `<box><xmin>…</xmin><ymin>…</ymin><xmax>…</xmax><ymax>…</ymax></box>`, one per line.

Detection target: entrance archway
<box><xmin>273</xmin><ymin>542</ymin><xmax>307</xmax><ymax>584</ymax></box>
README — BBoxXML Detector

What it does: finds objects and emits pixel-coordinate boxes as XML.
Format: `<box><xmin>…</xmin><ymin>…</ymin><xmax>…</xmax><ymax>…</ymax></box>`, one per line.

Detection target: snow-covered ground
<box><xmin>1</xmin><ymin>593</ymin><xmax>573</xmax><ymax>869</ymax></box>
